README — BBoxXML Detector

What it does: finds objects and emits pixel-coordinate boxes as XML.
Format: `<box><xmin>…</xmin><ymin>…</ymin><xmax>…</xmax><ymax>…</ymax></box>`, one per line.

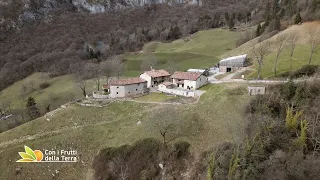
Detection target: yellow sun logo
<box><xmin>16</xmin><ymin>146</ymin><xmax>43</xmax><ymax>162</ymax></box>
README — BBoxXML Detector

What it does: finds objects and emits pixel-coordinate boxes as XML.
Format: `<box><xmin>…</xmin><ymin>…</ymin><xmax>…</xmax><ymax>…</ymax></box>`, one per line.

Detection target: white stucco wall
<box><xmin>110</xmin><ymin>82</ymin><xmax>147</xmax><ymax>98</ymax></box>
<box><xmin>140</xmin><ymin>73</ymin><xmax>152</xmax><ymax>88</ymax></box>
<box><xmin>184</xmin><ymin>80</ymin><xmax>197</xmax><ymax>90</ymax></box>
<box><xmin>195</xmin><ymin>75</ymin><xmax>208</xmax><ymax>89</ymax></box>
<box><xmin>140</xmin><ymin>73</ymin><xmax>170</xmax><ymax>88</ymax></box>
<box><xmin>174</xmin><ymin>75</ymin><xmax>207</xmax><ymax>90</ymax></box>
<box><xmin>158</xmin><ymin>88</ymin><xmax>195</xmax><ymax>97</ymax></box>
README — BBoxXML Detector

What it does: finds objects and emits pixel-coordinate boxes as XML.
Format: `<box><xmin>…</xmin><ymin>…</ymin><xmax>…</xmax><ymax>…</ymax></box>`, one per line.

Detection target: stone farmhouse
<box><xmin>139</xmin><ymin>69</ymin><xmax>171</xmax><ymax>88</ymax></box>
<box><xmin>107</xmin><ymin>77</ymin><xmax>148</xmax><ymax>98</ymax></box>
<box><xmin>101</xmin><ymin>69</ymin><xmax>207</xmax><ymax>99</ymax></box>
<box><xmin>170</xmin><ymin>71</ymin><xmax>207</xmax><ymax>90</ymax></box>
<box><xmin>219</xmin><ymin>54</ymin><xmax>247</xmax><ymax>73</ymax></box>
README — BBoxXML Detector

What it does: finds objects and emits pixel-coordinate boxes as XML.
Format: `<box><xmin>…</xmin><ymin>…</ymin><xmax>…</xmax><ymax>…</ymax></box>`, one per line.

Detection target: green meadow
<box><xmin>123</xmin><ymin>28</ymin><xmax>240</xmax><ymax>76</ymax></box>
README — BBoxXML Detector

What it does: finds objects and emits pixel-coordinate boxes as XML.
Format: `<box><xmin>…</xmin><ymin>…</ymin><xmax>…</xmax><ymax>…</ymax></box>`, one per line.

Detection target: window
<box><xmin>136</xmin><ymin>89</ymin><xmax>138</xmax><ymax>91</ymax></box>
<box><xmin>117</xmin><ymin>87</ymin><xmax>119</xmax><ymax>88</ymax></box>
<box><xmin>116</xmin><ymin>92</ymin><xmax>118</xmax><ymax>94</ymax></box>
<box><xmin>129</xmin><ymin>92</ymin><xmax>130</xmax><ymax>94</ymax></box>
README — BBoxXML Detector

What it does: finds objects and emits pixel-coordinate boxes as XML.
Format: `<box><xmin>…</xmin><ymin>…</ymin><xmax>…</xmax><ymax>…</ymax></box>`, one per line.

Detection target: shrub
<box><xmin>174</xmin><ymin>141</ymin><xmax>190</xmax><ymax>159</ymax></box>
<box><xmin>279</xmin><ymin>65</ymin><xmax>319</xmax><ymax>78</ymax></box>
<box><xmin>292</xmin><ymin>65</ymin><xmax>318</xmax><ymax>78</ymax></box>
<box><xmin>92</xmin><ymin>138</ymin><xmax>193</xmax><ymax>179</ymax></box>
<box><xmin>39</xmin><ymin>82</ymin><xmax>50</xmax><ymax>89</ymax></box>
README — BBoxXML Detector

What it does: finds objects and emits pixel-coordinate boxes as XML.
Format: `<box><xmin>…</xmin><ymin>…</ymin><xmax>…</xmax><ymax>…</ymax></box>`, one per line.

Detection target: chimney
<box><xmin>150</xmin><ymin>66</ymin><xmax>154</xmax><ymax>71</ymax></box>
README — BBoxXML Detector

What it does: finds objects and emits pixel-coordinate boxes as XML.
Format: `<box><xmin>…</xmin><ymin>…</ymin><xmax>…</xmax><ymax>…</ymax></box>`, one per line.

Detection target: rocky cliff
<box><xmin>0</xmin><ymin>0</ymin><xmax>201</xmax><ymax>33</ymax></box>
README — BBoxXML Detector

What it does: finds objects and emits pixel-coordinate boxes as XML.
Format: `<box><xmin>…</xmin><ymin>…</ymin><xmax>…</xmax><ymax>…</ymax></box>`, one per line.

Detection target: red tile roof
<box><xmin>103</xmin><ymin>84</ymin><xmax>109</xmax><ymax>89</ymax></box>
<box><xmin>171</xmin><ymin>71</ymin><xmax>202</xmax><ymax>81</ymax></box>
<box><xmin>144</xmin><ymin>69</ymin><xmax>170</xmax><ymax>78</ymax></box>
<box><xmin>108</xmin><ymin>77</ymin><xmax>146</xmax><ymax>86</ymax></box>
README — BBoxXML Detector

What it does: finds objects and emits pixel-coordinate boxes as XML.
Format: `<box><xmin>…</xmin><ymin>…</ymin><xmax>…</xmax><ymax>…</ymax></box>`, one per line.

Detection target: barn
<box><xmin>219</xmin><ymin>54</ymin><xmax>247</xmax><ymax>73</ymax></box>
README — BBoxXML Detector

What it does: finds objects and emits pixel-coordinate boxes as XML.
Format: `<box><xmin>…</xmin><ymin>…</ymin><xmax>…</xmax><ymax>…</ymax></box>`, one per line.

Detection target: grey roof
<box><xmin>219</xmin><ymin>54</ymin><xmax>247</xmax><ymax>67</ymax></box>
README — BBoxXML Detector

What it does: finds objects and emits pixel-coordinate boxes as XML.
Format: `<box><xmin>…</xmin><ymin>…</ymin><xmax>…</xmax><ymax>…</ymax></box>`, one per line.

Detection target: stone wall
<box><xmin>92</xmin><ymin>92</ymin><xmax>110</xmax><ymax>99</ymax></box>
<box><xmin>248</xmin><ymin>86</ymin><xmax>266</xmax><ymax>96</ymax></box>
<box><xmin>158</xmin><ymin>87</ymin><xmax>195</xmax><ymax>97</ymax></box>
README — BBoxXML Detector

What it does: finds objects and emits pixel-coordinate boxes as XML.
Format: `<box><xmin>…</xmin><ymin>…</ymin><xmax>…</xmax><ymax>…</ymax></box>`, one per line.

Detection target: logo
<box><xmin>17</xmin><ymin>145</ymin><xmax>78</xmax><ymax>163</ymax></box>
<box><xmin>16</xmin><ymin>146</ymin><xmax>43</xmax><ymax>162</ymax></box>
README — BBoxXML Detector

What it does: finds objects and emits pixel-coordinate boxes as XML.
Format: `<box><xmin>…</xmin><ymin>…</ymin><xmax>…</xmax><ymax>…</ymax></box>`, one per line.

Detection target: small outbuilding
<box><xmin>107</xmin><ymin>77</ymin><xmax>148</xmax><ymax>98</ymax></box>
<box><xmin>158</xmin><ymin>81</ymin><xmax>175</xmax><ymax>91</ymax></box>
<box><xmin>248</xmin><ymin>86</ymin><xmax>266</xmax><ymax>96</ymax></box>
<box><xmin>219</xmin><ymin>54</ymin><xmax>247</xmax><ymax>73</ymax></box>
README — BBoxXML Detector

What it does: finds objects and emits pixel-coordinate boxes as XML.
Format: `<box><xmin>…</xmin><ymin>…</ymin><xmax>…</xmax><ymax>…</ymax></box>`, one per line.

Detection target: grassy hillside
<box><xmin>0</xmin><ymin>84</ymin><xmax>249</xmax><ymax>180</ymax></box>
<box><xmin>123</xmin><ymin>28</ymin><xmax>240</xmax><ymax>76</ymax></box>
<box><xmin>0</xmin><ymin>28</ymin><xmax>240</xmax><ymax>132</ymax></box>
<box><xmin>0</xmin><ymin>73</ymin><xmax>96</xmax><ymax>112</ymax></box>
<box><xmin>224</xmin><ymin>22</ymin><xmax>320</xmax><ymax>79</ymax></box>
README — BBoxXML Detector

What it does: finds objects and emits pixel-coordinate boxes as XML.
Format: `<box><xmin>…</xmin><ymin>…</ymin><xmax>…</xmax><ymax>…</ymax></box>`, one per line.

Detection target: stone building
<box><xmin>170</xmin><ymin>71</ymin><xmax>207</xmax><ymax>90</ymax></box>
<box><xmin>140</xmin><ymin>69</ymin><xmax>171</xmax><ymax>88</ymax></box>
<box><xmin>107</xmin><ymin>77</ymin><xmax>148</xmax><ymax>98</ymax></box>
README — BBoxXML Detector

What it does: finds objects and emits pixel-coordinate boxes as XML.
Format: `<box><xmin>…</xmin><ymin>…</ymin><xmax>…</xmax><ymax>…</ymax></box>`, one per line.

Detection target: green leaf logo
<box><xmin>24</xmin><ymin>146</ymin><xmax>36</xmax><ymax>160</ymax></box>
<box><xmin>16</xmin><ymin>146</ymin><xmax>43</xmax><ymax>162</ymax></box>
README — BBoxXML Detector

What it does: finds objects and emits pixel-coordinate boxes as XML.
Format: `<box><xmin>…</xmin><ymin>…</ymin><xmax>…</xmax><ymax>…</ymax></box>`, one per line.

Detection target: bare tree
<box><xmin>77</xmin><ymin>79</ymin><xmax>87</xmax><ymax>98</ymax></box>
<box><xmin>71</xmin><ymin>63</ymin><xmax>88</xmax><ymax>97</ymax></box>
<box><xmin>287</xmin><ymin>32</ymin><xmax>299</xmax><ymax>71</ymax></box>
<box><xmin>110</xmin><ymin>56</ymin><xmax>125</xmax><ymax>78</ymax></box>
<box><xmin>20</xmin><ymin>84</ymin><xmax>28</xmax><ymax>98</ymax></box>
<box><xmin>152</xmin><ymin>107</ymin><xmax>181</xmax><ymax>147</ymax></box>
<box><xmin>165</xmin><ymin>59</ymin><xmax>178</xmax><ymax>74</ymax></box>
<box><xmin>146</xmin><ymin>107</ymin><xmax>203</xmax><ymax>147</ymax></box>
<box><xmin>29</xmin><ymin>81</ymin><xmax>35</xmax><ymax>91</ymax></box>
<box><xmin>85</xmin><ymin>63</ymin><xmax>102</xmax><ymax>91</ymax></box>
<box><xmin>274</xmin><ymin>34</ymin><xmax>287</xmax><ymax>76</ymax></box>
<box><xmin>140</xmin><ymin>53</ymin><xmax>158</xmax><ymax>71</ymax></box>
<box><xmin>251</xmin><ymin>40</ymin><xmax>271</xmax><ymax>79</ymax></box>
<box><xmin>307</xmin><ymin>27</ymin><xmax>320</xmax><ymax>65</ymax></box>
<box><xmin>101</xmin><ymin>60</ymin><xmax>113</xmax><ymax>85</ymax></box>
<box><xmin>309</xmin><ymin>97</ymin><xmax>320</xmax><ymax>157</ymax></box>
<box><xmin>113</xmin><ymin>157</ymin><xmax>129</xmax><ymax>180</ymax></box>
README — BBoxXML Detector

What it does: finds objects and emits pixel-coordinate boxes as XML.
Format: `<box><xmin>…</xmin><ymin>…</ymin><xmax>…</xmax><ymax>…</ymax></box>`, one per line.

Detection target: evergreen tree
<box><xmin>26</xmin><ymin>97</ymin><xmax>40</xmax><ymax>120</ymax></box>
<box><xmin>228</xmin><ymin>19</ymin><xmax>235</xmax><ymax>30</ymax></box>
<box><xmin>256</xmin><ymin>23</ymin><xmax>262</xmax><ymax>37</ymax></box>
<box><xmin>274</xmin><ymin>18</ymin><xmax>281</xmax><ymax>31</ymax></box>
<box><xmin>228</xmin><ymin>15</ymin><xmax>235</xmax><ymax>30</ymax></box>
<box><xmin>294</xmin><ymin>12</ymin><xmax>302</xmax><ymax>24</ymax></box>
<box><xmin>298</xmin><ymin>120</ymin><xmax>308</xmax><ymax>148</ymax></box>
<box><xmin>168</xmin><ymin>26</ymin><xmax>182</xmax><ymax>40</ymax></box>
<box><xmin>264</xmin><ymin>2</ymin><xmax>271</xmax><ymax>20</ymax></box>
